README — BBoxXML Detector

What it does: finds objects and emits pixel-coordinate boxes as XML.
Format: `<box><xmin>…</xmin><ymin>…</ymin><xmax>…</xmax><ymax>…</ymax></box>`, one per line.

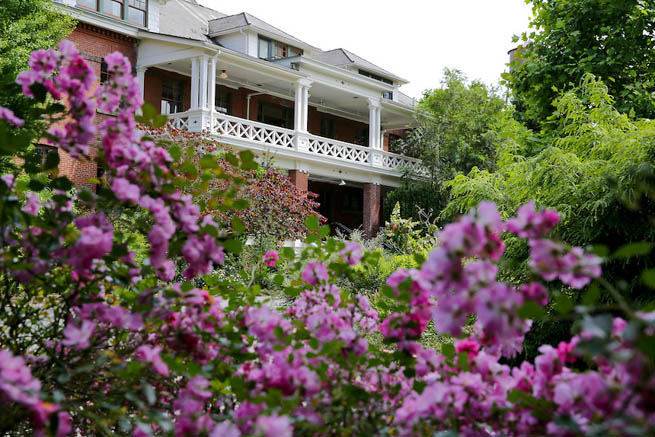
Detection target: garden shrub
<box><xmin>0</xmin><ymin>42</ymin><xmax>654</xmax><ymax>437</ymax></box>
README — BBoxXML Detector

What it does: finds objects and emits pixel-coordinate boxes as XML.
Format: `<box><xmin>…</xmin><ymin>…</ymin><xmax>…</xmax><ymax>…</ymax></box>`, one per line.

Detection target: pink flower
<box><xmin>340</xmin><ymin>241</ymin><xmax>363</xmax><ymax>265</ymax></box>
<box><xmin>111</xmin><ymin>177</ymin><xmax>140</xmax><ymax>203</ymax></box>
<box><xmin>455</xmin><ymin>338</ymin><xmax>480</xmax><ymax>357</ymax></box>
<box><xmin>520</xmin><ymin>282</ymin><xmax>549</xmax><ymax>306</ymax></box>
<box><xmin>263</xmin><ymin>250</ymin><xmax>279</xmax><ymax>267</ymax></box>
<box><xmin>211</xmin><ymin>421</ymin><xmax>240</xmax><ymax>437</ymax></box>
<box><xmin>61</xmin><ymin>320</ymin><xmax>96</xmax><ymax>350</ymax></box>
<box><xmin>0</xmin><ymin>106</ymin><xmax>24</xmax><ymax>127</ymax></box>
<box><xmin>22</xmin><ymin>193</ymin><xmax>40</xmax><ymax>215</ymax></box>
<box><xmin>506</xmin><ymin>202</ymin><xmax>560</xmax><ymax>239</ymax></box>
<box><xmin>135</xmin><ymin>345</ymin><xmax>169</xmax><ymax>376</ymax></box>
<box><xmin>55</xmin><ymin>411</ymin><xmax>71</xmax><ymax>437</ymax></box>
<box><xmin>302</xmin><ymin>261</ymin><xmax>328</xmax><ymax>286</ymax></box>
<box><xmin>254</xmin><ymin>414</ymin><xmax>292</xmax><ymax>437</ymax></box>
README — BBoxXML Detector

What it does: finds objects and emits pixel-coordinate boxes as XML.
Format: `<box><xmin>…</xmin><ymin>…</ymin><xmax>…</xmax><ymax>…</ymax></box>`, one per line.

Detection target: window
<box><xmin>258</xmin><ymin>36</ymin><xmax>302</xmax><ymax>61</ymax></box>
<box><xmin>77</xmin><ymin>0</ymin><xmax>146</xmax><ymax>26</ymax></box>
<box><xmin>100</xmin><ymin>60</ymin><xmax>110</xmax><ymax>84</ymax></box>
<box><xmin>382</xmin><ymin>91</ymin><xmax>393</xmax><ymax>100</ymax></box>
<box><xmin>96</xmin><ymin>166</ymin><xmax>105</xmax><ymax>193</ymax></box>
<box><xmin>35</xmin><ymin>145</ymin><xmax>57</xmax><ymax>166</ymax></box>
<box><xmin>358</xmin><ymin>69</ymin><xmax>393</xmax><ymax>85</ymax></box>
<box><xmin>320</xmin><ymin>118</ymin><xmax>335</xmax><ymax>139</ymax></box>
<box><xmin>161</xmin><ymin>79</ymin><xmax>185</xmax><ymax>115</ymax></box>
<box><xmin>102</xmin><ymin>0</ymin><xmax>123</xmax><ymax>18</ymax></box>
<box><xmin>77</xmin><ymin>0</ymin><xmax>98</xmax><ymax>10</ymax></box>
<box><xmin>258</xmin><ymin>102</ymin><xmax>292</xmax><ymax>129</ymax></box>
<box><xmin>127</xmin><ymin>0</ymin><xmax>146</xmax><ymax>26</ymax></box>
<box><xmin>215</xmin><ymin>87</ymin><xmax>232</xmax><ymax>114</ymax></box>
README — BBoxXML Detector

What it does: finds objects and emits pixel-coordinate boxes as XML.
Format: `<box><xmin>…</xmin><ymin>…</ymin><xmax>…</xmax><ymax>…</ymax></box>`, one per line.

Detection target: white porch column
<box><xmin>294</xmin><ymin>82</ymin><xmax>303</xmax><ymax>131</ymax></box>
<box><xmin>190</xmin><ymin>57</ymin><xmax>199</xmax><ymax>110</ymax></box>
<box><xmin>208</xmin><ymin>57</ymin><xmax>217</xmax><ymax>112</ymax></box>
<box><xmin>293</xmin><ymin>78</ymin><xmax>312</xmax><ymax>133</ymax></box>
<box><xmin>136</xmin><ymin>67</ymin><xmax>147</xmax><ymax>115</ymax></box>
<box><xmin>199</xmin><ymin>55</ymin><xmax>208</xmax><ymax>110</ymax></box>
<box><xmin>368</xmin><ymin>98</ymin><xmax>382</xmax><ymax>149</ymax></box>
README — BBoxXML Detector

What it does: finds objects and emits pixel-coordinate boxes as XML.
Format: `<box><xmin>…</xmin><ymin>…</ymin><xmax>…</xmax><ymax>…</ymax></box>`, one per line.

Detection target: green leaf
<box><xmin>554</xmin><ymin>293</ymin><xmax>573</xmax><ymax>315</ymax></box>
<box><xmin>51</xmin><ymin>177</ymin><xmax>72</xmax><ymax>191</ymax></box>
<box><xmin>612</xmin><ymin>242</ymin><xmax>653</xmax><ymax>259</ymax></box>
<box><xmin>141</xmin><ymin>103</ymin><xmax>156</xmax><ymax>120</ymax></box>
<box><xmin>440</xmin><ymin>343</ymin><xmax>455</xmax><ymax>360</ymax></box>
<box><xmin>304</xmin><ymin>214</ymin><xmax>319</xmax><ymax>232</ymax></box>
<box><xmin>224</xmin><ymin>152</ymin><xmax>239</xmax><ymax>166</ymax></box>
<box><xmin>457</xmin><ymin>351</ymin><xmax>470</xmax><ymax>371</ymax></box>
<box><xmin>153</xmin><ymin>114</ymin><xmax>168</xmax><ymax>128</ymax></box>
<box><xmin>43</xmin><ymin>150</ymin><xmax>60</xmax><ymax>170</ymax></box>
<box><xmin>517</xmin><ymin>301</ymin><xmax>546</xmax><ymax>320</ymax></box>
<box><xmin>318</xmin><ymin>224</ymin><xmax>330</xmax><ymax>239</ymax></box>
<box><xmin>582</xmin><ymin>283</ymin><xmax>601</xmax><ymax>305</ymax></box>
<box><xmin>199</xmin><ymin>154</ymin><xmax>218</xmax><ymax>169</ymax></box>
<box><xmin>233</xmin><ymin>199</ymin><xmax>248</xmax><ymax>210</ymax></box>
<box><xmin>230</xmin><ymin>217</ymin><xmax>246</xmax><ymax>233</ymax></box>
<box><xmin>169</xmin><ymin>145</ymin><xmax>182</xmax><ymax>161</ymax></box>
<box><xmin>222</xmin><ymin>239</ymin><xmax>243</xmax><ymax>254</ymax></box>
<box><xmin>273</xmin><ymin>274</ymin><xmax>284</xmax><ymax>286</ymax></box>
<box><xmin>28</xmin><ymin>179</ymin><xmax>45</xmax><ymax>192</ymax></box>
<box><xmin>641</xmin><ymin>269</ymin><xmax>655</xmax><ymax>289</ymax></box>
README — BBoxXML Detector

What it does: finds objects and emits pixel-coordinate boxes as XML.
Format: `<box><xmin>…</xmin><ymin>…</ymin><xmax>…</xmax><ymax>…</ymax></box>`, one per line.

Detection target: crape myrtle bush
<box><xmin>0</xmin><ymin>42</ymin><xmax>655</xmax><ymax>436</ymax></box>
<box><xmin>139</xmin><ymin>126</ymin><xmax>321</xmax><ymax>242</ymax></box>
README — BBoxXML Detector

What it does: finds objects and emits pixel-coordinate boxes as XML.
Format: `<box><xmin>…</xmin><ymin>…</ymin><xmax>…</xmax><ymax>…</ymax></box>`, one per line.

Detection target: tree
<box><xmin>387</xmin><ymin>69</ymin><xmax>510</xmax><ymax>226</ymax></box>
<box><xmin>400</xmin><ymin>69</ymin><xmax>508</xmax><ymax>183</ymax></box>
<box><xmin>0</xmin><ymin>0</ymin><xmax>75</xmax><ymax>171</ymax></box>
<box><xmin>506</xmin><ymin>0</ymin><xmax>655</xmax><ymax>128</ymax></box>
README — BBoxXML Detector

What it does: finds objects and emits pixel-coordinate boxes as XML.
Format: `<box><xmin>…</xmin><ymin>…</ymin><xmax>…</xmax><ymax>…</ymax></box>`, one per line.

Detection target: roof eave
<box><xmin>296</xmin><ymin>57</ymin><xmax>403</xmax><ymax>91</ymax></box>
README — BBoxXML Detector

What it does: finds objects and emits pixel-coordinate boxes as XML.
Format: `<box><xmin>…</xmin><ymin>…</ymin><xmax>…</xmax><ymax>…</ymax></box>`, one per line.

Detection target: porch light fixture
<box><xmin>219</xmin><ymin>70</ymin><xmax>228</xmax><ymax>79</ymax></box>
<box><xmin>339</xmin><ymin>179</ymin><xmax>346</xmax><ymax>186</ymax></box>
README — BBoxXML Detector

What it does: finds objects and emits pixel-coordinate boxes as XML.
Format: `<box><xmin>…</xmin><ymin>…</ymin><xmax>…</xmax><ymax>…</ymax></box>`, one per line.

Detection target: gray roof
<box><xmin>208</xmin><ymin>12</ymin><xmax>319</xmax><ymax>51</ymax></box>
<box><xmin>159</xmin><ymin>0</ymin><xmax>226</xmax><ymax>42</ymax></box>
<box><xmin>308</xmin><ymin>48</ymin><xmax>407</xmax><ymax>84</ymax></box>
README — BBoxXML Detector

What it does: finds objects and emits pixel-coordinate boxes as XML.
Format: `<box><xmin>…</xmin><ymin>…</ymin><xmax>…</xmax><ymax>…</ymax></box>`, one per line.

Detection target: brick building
<box><xmin>50</xmin><ymin>0</ymin><xmax>422</xmax><ymax>236</ymax></box>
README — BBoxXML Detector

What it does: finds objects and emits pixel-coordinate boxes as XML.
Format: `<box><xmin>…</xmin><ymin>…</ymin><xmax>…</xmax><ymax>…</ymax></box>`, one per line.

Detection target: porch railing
<box><xmin>166</xmin><ymin>111</ymin><xmax>426</xmax><ymax>176</ymax></box>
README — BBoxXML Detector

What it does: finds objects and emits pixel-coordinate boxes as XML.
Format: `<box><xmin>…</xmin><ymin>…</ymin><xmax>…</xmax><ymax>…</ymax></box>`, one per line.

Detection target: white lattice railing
<box><xmin>307</xmin><ymin>135</ymin><xmax>370</xmax><ymax>165</ymax></box>
<box><xmin>166</xmin><ymin>112</ymin><xmax>189</xmax><ymax>130</ymax></box>
<box><xmin>381</xmin><ymin>151</ymin><xmax>428</xmax><ymax>176</ymax></box>
<box><xmin>211</xmin><ymin>113</ymin><xmax>295</xmax><ymax>149</ymax></box>
<box><xmin>165</xmin><ymin>111</ymin><xmax>427</xmax><ymax>176</ymax></box>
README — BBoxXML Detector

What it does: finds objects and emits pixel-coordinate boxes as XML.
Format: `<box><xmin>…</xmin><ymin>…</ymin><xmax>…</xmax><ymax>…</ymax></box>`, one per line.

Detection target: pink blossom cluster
<box><xmin>0</xmin><ymin>106</ymin><xmax>24</xmax><ymax>127</ymax></box>
<box><xmin>3</xmin><ymin>41</ymin><xmax>654</xmax><ymax>436</ymax></box>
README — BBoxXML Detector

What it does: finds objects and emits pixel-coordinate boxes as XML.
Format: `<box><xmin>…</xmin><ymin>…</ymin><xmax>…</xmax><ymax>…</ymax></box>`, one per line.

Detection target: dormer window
<box><xmin>76</xmin><ymin>0</ymin><xmax>147</xmax><ymax>27</ymax></box>
<box><xmin>358</xmin><ymin>69</ymin><xmax>393</xmax><ymax>86</ymax></box>
<box><xmin>258</xmin><ymin>36</ymin><xmax>302</xmax><ymax>61</ymax></box>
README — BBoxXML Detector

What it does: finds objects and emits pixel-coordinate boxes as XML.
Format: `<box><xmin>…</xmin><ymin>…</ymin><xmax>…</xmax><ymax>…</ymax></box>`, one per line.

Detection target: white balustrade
<box><xmin>307</xmin><ymin>135</ymin><xmax>370</xmax><ymax>164</ymax></box>
<box><xmin>165</xmin><ymin>111</ymin><xmax>427</xmax><ymax>176</ymax></box>
<box><xmin>211</xmin><ymin>113</ymin><xmax>294</xmax><ymax>149</ymax></box>
<box><xmin>166</xmin><ymin>112</ymin><xmax>190</xmax><ymax>130</ymax></box>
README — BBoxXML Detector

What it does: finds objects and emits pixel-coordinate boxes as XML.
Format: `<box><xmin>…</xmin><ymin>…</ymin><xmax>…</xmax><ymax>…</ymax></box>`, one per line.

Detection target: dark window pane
<box><xmin>161</xmin><ymin>79</ymin><xmax>184</xmax><ymax>114</ymax></box>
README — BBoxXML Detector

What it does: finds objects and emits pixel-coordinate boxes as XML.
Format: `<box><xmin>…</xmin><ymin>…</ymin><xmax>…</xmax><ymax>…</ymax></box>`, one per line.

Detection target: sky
<box><xmin>198</xmin><ymin>0</ymin><xmax>534</xmax><ymax>99</ymax></box>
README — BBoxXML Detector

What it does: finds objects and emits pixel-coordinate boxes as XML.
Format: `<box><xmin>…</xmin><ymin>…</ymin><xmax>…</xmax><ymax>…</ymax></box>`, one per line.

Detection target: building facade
<box><xmin>51</xmin><ymin>0</ymin><xmax>422</xmax><ymax>236</ymax></box>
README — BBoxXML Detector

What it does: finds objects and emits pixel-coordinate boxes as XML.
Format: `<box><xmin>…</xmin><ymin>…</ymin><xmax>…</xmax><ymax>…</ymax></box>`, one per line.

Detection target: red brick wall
<box><xmin>288</xmin><ymin>170</ymin><xmax>308</xmax><ymax>192</ymax></box>
<box><xmin>57</xmin><ymin>23</ymin><xmax>138</xmax><ymax>190</ymax></box>
<box><xmin>363</xmin><ymin>183</ymin><xmax>381</xmax><ymax>237</ymax></box>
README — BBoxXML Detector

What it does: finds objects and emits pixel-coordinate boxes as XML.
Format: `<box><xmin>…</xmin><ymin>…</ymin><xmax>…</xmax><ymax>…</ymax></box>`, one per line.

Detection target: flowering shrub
<box><xmin>0</xmin><ymin>42</ymin><xmax>654</xmax><ymax>436</ymax></box>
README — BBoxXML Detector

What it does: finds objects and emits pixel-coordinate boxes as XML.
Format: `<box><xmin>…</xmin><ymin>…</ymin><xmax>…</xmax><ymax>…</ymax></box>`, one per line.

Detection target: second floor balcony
<box><xmin>136</xmin><ymin>37</ymin><xmax>424</xmax><ymax>186</ymax></box>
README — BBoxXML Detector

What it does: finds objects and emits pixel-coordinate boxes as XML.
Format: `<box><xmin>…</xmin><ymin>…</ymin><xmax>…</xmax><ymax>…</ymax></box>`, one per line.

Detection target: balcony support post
<box><xmin>368</xmin><ymin>99</ymin><xmax>382</xmax><ymax>149</ymax></box>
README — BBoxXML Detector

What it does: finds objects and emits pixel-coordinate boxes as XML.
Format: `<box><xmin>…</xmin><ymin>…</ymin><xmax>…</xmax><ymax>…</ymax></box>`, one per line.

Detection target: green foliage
<box><xmin>383</xmin><ymin>182</ymin><xmax>447</xmax><ymax>227</ymax></box>
<box><xmin>445</xmin><ymin>74</ymin><xmax>655</xmax><ymax>324</ymax></box>
<box><xmin>398</xmin><ymin>69</ymin><xmax>509</xmax><ymax>183</ymax></box>
<box><xmin>506</xmin><ymin>0</ymin><xmax>655</xmax><ymax>127</ymax></box>
<box><xmin>0</xmin><ymin>0</ymin><xmax>75</xmax><ymax>172</ymax></box>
